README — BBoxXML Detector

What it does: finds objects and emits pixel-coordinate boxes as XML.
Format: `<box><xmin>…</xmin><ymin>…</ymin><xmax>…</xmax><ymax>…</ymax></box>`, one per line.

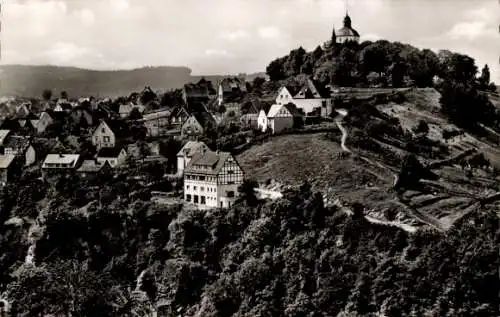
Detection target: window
<box><xmin>102</xmin><ymin>128</ymin><xmax>105</xmax><ymax>133</ymax></box>
<box><xmin>193</xmin><ymin>186</ymin><xmax>197</xmax><ymax>190</ymax></box>
<box><xmin>194</xmin><ymin>195</ymin><xmax>199</xmax><ymax>203</ymax></box>
<box><xmin>227</xmin><ymin>191</ymin><xmax>234</xmax><ymax>197</ymax></box>
<box><xmin>200</xmin><ymin>187</ymin><xmax>204</xmax><ymax>192</ymax></box>
<box><xmin>186</xmin><ymin>194</ymin><xmax>191</xmax><ymax>202</ymax></box>
<box><xmin>200</xmin><ymin>196</ymin><xmax>206</xmax><ymax>204</ymax></box>
<box><xmin>104</xmin><ymin>136</ymin><xmax>110</xmax><ymax>142</ymax></box>
<box><xmin>186</xmin><ymin>185</ymin><xmax>190</xmax><ymax>190</ymax></box>
<box><xmin>228</xmin><ymin>170</ymin><xmax>234</xmax><ymax>174</ymax></box>
<box><xmin>199</xmin><ymin>176</ymin><xmax>205</xmax><ymax>181</ymax></box>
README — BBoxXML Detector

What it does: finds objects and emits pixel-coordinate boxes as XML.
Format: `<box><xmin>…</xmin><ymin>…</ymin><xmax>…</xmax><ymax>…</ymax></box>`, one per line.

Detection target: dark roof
<box><xmin>0</xmin><ymin>119</ymin><xmax>21</xmax><ymax>131</ymax></box>
<box><xmin>284</xmin><ymin>85</ymin><xmax>301</xmax><ymax>96</ymax></box>
<box><xmin>283</xmin><ymin>103</ymin><xmax>304</xmax><ymax>117</ymax></box>
<box><xmin>102</xmin><ymin>120</ymin><xmax>129</xmax><ymax>138</ymax></box>
<box><xmin>192</xmin><ymin>112</ymin><xmax>216</xmax><ymax>129</ymax></box>
<box><xmin>77</xmin><ymin>160</ymin><xmax>106</xmax><ymax>173</ymax></box>
<box><xmin>220</xmin><ymin>77</ymin><xmax>244</xmax><ymax>91</ymax></box>
<box><xmin>97</xmin><ymin>146</ymin><xmax>124</xmax><ymax>158</ymax></box>
<box><xmin>169</xmin><ymin>106</ymin><xmax>190</xmax><ymax>118</ymax></box>
<box><xmin>184</xmin><ymin>151</ymin><xmax>231</xmax><ymax>175</ymax></box>
<box><xmin>187</xmin><ymin>100</ymin><xmax>209</xmax><ymax>114</ymax></box>
<box><xmin>3</xmin><ymin>136</ymin><xmax>30</xmax><ymax>150</ymax></box>
<box><xmin>337</xmin><ymin>26</ymin><xmax>360</xmax><ymax>38</ymax></box>
<box><xmin>45</xmin><ymin>110</ymin><xmax>68</xmax><ymax>121</ymax></box>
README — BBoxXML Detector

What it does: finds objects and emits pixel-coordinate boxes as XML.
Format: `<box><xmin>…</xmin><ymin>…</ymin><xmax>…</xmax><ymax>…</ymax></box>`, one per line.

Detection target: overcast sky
<box><xmin>1</xmin><ymin>0</ymin><xmax>499</xmax><ymax>81</ymax></box>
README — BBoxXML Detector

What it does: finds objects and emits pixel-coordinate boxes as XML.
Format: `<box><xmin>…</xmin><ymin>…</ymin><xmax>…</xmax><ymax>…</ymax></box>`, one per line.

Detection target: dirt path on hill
<box><xmin>334</xmin><ymin>109</ymin><xmax>351</xmax><ymax>152</ymax></box>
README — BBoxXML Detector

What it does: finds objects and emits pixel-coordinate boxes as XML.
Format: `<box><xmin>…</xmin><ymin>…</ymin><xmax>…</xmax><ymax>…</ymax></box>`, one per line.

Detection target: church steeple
<box><xmin>343</xmin><ymin>13</ymin><xmax>352</xmax><ymax>28</ymax></box>
<box><xmin>331</xmin><ymin>24</ymin><xmax>337</xmax><ymax>44</ymax></box>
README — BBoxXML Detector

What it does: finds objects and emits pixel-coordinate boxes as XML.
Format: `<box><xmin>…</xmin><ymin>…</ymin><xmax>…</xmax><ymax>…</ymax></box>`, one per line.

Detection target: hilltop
<box><xmin>0</xmin><ymin>65</ymin><xmax>265</xmax><ymax>98</ymax></box>
<box><xmin>237</xmin><ymin>88</ymin><xmax>500</xmax><ymax>231</ymax></box>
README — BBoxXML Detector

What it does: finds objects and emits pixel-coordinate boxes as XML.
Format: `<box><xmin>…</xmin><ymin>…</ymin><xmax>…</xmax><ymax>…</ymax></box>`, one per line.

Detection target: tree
<box><xmin>237</xmin><ymin>179</ymin><xmax>259</xmax><ymax>206</ymax></box>
<box><xmin>128</xmin><ymin>108</ymin><xmax>143</xmax><ymax>120</ymax></box>
<box><xmin>42</xmin><ymin>89</ymin><xmax>53</xmax><ymax>101</ymax></box>
<box><xmin>478</xmin><ymin>64</ymin><xmax>490</xmax><ymax>89</ymax></box>
<box><xmin>60</xmin><ymin>91</ymin><xmax>69</xmax><ymax>100</ymax></box>
<box><xmin>266</xmin><ymin>58</ymin><xmax>286</xmax><ymax>81</ymax></box>
<box><xmin>252</xmin><ymin>77</ymin><xmax>266</xmax><ymax>92</ymax></box>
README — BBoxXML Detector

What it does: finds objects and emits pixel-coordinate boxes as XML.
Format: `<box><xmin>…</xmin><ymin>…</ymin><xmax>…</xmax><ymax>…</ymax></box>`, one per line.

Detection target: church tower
<box><xmin>331</xmin><ymin>24</ymin><xmax>337</xmax><ymax>44</ymax></box>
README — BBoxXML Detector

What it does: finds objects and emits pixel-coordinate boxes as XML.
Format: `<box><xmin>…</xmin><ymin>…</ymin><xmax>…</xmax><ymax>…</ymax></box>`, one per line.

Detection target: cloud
<box><xmin>205</xmin><ymin>49</ymin><xmax>229</xmax><ymax>56</ymax></box>
<box><xmin>0</xmin><ymin>0</ymin><xmax>497</xmax><ymax>82</ymax></box>
<box><xmin>219</xmin><ymin>30</ymin><xmax>249</xmax><ymax>41</ymax></box>
<box><xmin>258</xmin><ymin>26</ymin><xmax>281</xmax><ymax>39</ymax></box>
<box><xmin>447</xmin><ymin>21</ymin><xmax>491</xmax><ymax>40</ymax></box>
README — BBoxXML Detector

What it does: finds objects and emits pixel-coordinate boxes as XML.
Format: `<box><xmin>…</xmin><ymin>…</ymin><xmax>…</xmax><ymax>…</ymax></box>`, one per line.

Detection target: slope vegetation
<box><xmin>237</xmin><ymin>88</ymin><xmax>500</xmax><ymax>230</ymax></box>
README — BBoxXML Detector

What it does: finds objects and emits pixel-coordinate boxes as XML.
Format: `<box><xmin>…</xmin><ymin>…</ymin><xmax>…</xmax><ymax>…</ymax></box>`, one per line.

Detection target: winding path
<box><xmin>334</xmin><ymin>109</ymin><xmax>351</xmax><ymax>152</ymax></box>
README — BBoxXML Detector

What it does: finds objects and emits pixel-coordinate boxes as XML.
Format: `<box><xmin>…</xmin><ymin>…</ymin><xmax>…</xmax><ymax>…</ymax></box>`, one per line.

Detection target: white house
<box><xmin>96</xmin><ymin>147</ymin><xmax>127</xmax><ymax>167</ymax></box>
<box><xmin>92</xmin><ymin>120</ymin><xmax>116</xmax><ymax>149</ymax></box>
<box><xmin>183</xmin><ymin>150</ymin><xmax>244</xmax><ymax>208</ymax></box>
<box><xmin>258</xmin><ymin>103</ymin><xmax>302</xmax><ymax>134</ymax></box>
<box><xmin>176</xmin><ymin>141</ymin><xmax>209</xmax><ymax>175</ymax></box>
<box><xmin>34</xmin><ymin>111</ymin><xmax>54</xmax><ymax>133</ymax></box>
<box><xmin>276</xmin><ymin>79</ymin><xmax>332</xmax><ymax>116</ymax></box>
<box><xmin>42</xmin><ymin>154</ymin><xmax>80</xmax><ymax>177</ymax></box>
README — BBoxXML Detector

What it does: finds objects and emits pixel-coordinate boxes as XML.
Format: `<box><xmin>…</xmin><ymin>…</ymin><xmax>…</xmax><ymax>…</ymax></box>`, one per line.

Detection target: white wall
<box><xmin>184</xmin><ymin>179</ymin><xmax>219</xmax><ymax>208</ymax></box>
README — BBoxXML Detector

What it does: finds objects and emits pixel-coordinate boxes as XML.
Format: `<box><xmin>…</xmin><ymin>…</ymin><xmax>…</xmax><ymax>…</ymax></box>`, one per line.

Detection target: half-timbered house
<box><xmin>183</xmin><ymin>150</ymin><xmax>244</xmax><ymax>208</ymax></box>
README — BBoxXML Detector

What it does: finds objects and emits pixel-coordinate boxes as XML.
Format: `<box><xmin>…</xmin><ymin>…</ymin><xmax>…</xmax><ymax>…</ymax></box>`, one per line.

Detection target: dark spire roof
<box><xmin>344</xmin><ymin>14</ymin><xmax>352</xmax><ymax>28</ymax></box>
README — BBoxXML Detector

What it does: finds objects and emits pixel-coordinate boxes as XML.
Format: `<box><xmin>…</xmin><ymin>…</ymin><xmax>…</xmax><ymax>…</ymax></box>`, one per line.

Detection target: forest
<box><xmin>0</xmin><ymin>173</ymin><xmax>498</xmax><ymax>316</ymax></box>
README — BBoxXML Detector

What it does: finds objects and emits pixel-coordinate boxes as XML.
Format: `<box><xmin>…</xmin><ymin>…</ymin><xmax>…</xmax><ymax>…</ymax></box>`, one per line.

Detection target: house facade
<box><xmin>183</xmin><ymin>151</ymin><xmax>244</xmax><ymax>208</ymax></box>
<box><xmin>71</xmin><ymin>107</ymin><xmax>94</xmax><ymax>126</ymax></box>
<box><xmin>217</xmin><ymin>77</ymin><xmax>246</xmax><ymax>106</ymax></box>
<box><xmin>169</xmin><ymin>106</ymin><xmax>190</xmax><ymax>127</ymax></box>
<box><xmin>276</xmin><ymin>79</ymin><xmax>333</xmax><ymax>116</ymax></box>
<box><xmin>258</xmin><ymin>104</ymin><xmax>302</xmax><ymax>134</ymax></box>
<box><xmin>181</xmin><ymin>113</ymin><xmax>216</xmax><ymax>139</ymax></box>
<box><xmin>96</xmin><ymin>147</ymin><xmax>127</xmax><ymax>167</ymax></box>
<box><xmin>0</xmin><ymin>155</ymin><xmax>16</xmax><ymax>185</ymax></box>
<box><xmin>141</xmin><ymin>109</ymin><xmax>171</xmax><ymax>137</ymax></box>
<box><xmin>176</xmin><ymin>141</ymin><xmax>209</xmax><ymax>175</ymax></box>
<box><xmin>77</xmin><ymin>160</ymin><xmax>112</xmax><ymax>178</ymax></box>
<box><xmin>2</xmin><ymin>136</ymin><xmax>36</xmax><ymax>166</ymax></box>
<box><xmin>92</xmin><ymin>121</ymin><xmax>116</xmax><ymax>149</ymax></box>
<box><xmin>34</xmin><ymin>112</ymin><xmax>54</xmax><ymax>133</ymax></box>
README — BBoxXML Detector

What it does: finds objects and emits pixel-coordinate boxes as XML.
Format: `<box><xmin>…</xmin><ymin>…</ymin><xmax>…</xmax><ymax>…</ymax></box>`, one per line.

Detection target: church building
<box><xmin>332</xmin><ymin>13</ymin><xmax>360</xmax><ymax>44</ymax></box>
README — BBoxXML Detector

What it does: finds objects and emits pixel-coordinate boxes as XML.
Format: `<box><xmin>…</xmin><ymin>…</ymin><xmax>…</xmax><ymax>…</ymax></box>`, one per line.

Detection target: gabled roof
<box><xmin>267</xmin><ymin>103</ymin><xmax>303</xmax><ymax>118</ymax></box>
<box><xmin>0</xmin><ymin>154</ymin><xmax>15</xmax><ymax>169</ymax></box>
<box><xmin>94</xmin><ymin>120</ymin><xmax>128</xmax><ymax>138</ymax></box>
<box><xmin>177</xmin><ymin>141</ymin><xmax>208</xmax><ymax>157</ymax></box>
<box><xmin>293</xmin><ymin>79</ymin><xmax>330</xmax><ymax>99</ymax></box>
<box><xmin>184</xmin><ymin>151</ymin><xmax>233</xmax><ymax>175</ymax></box>
<box><xmin>190</xmin><ymin>112</ymin><xmax>216</xmax><ymax>129</ymax></box>
<box><xmin>0</xmin><ymin>130</ymin><xmax>11</xmax><ymax>145</ymax></box>
<box><xmin>77</xmin><ymin>160</ymin><xmax>108</xmax><ymax>173</ymax></box>
<box><xmin>0</xmin><ymin>119</ymin><xmax>21</xmax><ymax>131</ymax></box>
<box><xmin>142</xmin><ymin>109</ymin><xmax>170</xmax><ymax>121</ymax></box>
<box><xmin>283</xmin><ymin>85</ymin><xmax>301</xmax><ymax>97</ymax></box>
<box><xmin>97</xmin><ymin>147</ymin><xmax>125</xmax><ymax>158</ymax></box>
<box><xmin>42</xmin><ymin>154</ymin><xmax>80</xmax><ymax>168</ymax></box>
<box><xmin>169</xmin><ymin>105</ymin><xmax>190</xmax><ymax>118</ymax></box>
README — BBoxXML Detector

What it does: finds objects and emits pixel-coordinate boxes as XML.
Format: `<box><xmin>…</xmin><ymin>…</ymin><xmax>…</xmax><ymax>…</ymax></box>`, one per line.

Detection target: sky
<box><xmin>1</xmin><ymin>0</ymin><xmax>499</xmax><ymax>81</ymax></box>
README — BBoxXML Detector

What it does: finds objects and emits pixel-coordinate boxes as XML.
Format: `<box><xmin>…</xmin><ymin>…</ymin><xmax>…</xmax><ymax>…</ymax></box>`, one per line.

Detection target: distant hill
<box><xmin>0</xmin><ymin>65</ymin><xmax>266</xmax><ymax>98</ymax></box>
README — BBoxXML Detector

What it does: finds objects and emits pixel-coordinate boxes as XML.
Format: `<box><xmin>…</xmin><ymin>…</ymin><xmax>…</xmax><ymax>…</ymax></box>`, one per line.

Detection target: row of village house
<box><xmin>0</xmin><ymin>76</ymin><xmax>337</xmax><ymax>206</ymax></box>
